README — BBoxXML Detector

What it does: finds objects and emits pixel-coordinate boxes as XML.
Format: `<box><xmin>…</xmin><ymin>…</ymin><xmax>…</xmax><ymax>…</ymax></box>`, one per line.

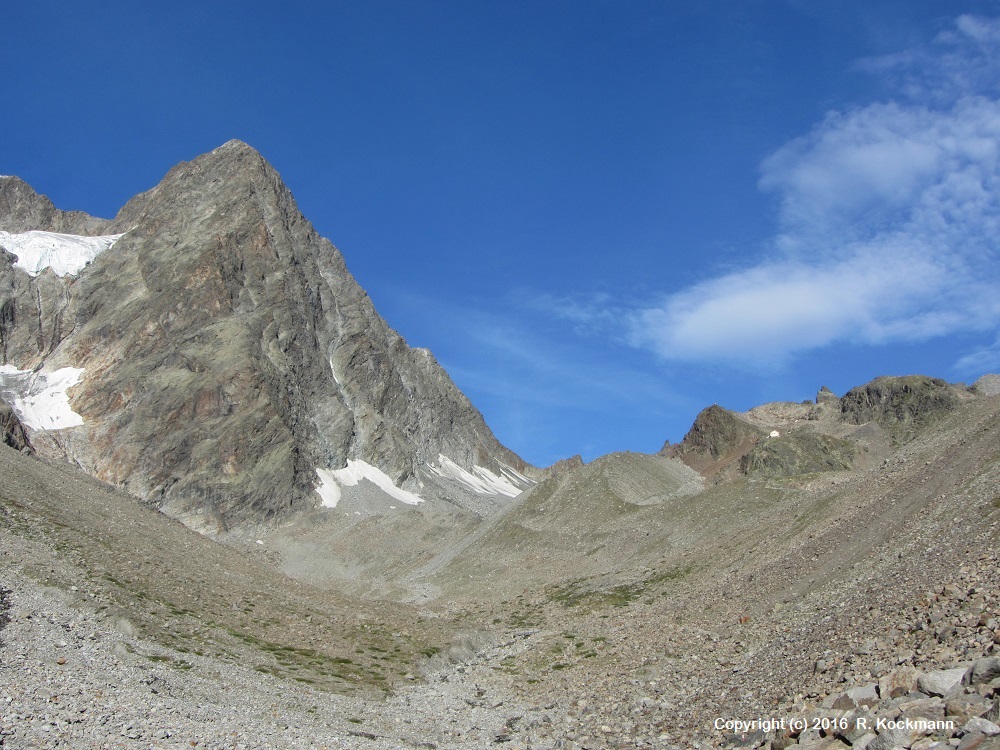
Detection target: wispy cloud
<box><xmin>857</xmin><ymin>15</ymin><xmax>1000</xmax><ymax>104</ymax></box>
<box><xmin>390</xmin><ymin>291</ymin><xmax>693</xmax><ymax>464</ymax></box>
<box><xmin>434</xmin><ymin>302</ymin><xmax>682</xmax><ymax>413</ymax></box>
<box><xmin>955</xmin><ymin>334</ymin><xmax>1000</xmax><ymax>374</ymax></box>
<box><xmin>628</xmin><ymin>15</ymin><xmax>1000</xmax><ymax>367</ymax></box>
<box><xmin>513</xmin><ymin>290</ymin><xmax>627</xmax><ymax>340</ymax></box>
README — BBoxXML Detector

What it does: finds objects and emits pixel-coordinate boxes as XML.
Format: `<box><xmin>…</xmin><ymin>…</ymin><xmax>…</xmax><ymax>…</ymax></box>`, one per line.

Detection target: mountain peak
<box><xmin>109</xmin><ymin>139</ymin><xmax>290</xmax><ymax>235</ymax></box>
<box><xmin>217</xmin><ymin>138</ymin><xmax>259</xmax><ymax>153</ymax></box>
<box><xmin>0</xmin><ymin>144</ymin><xmax>532</xmax><ymax>532</ymax></box>
<box><xmin>201</xmin><ymin>138</ymin><xmax>272</xmax><ymax>173</ymax></box>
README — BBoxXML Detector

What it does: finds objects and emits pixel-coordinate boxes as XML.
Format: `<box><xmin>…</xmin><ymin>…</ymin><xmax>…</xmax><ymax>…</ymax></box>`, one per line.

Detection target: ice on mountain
<box><xmin>0</xmin><ymin>365</ymin><xmax>85</xmax><ymax>429</ymax></box>
<box><xmin>0</xmin><ymin>230</ymin><xmax>124</xmax><ymax>277</ymax></box>
<box><xmin>316</xmin><ymin>460</ymin><xmax>424</xmax><ymax>508</ymax></box>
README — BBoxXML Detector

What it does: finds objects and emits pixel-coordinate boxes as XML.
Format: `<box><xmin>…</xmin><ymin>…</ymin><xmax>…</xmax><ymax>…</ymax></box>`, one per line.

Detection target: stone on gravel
<box><xmin>972</xmin><ymin>659</ymin><xmax>1000</xmax><ymax>685</ymax></box>
<box><xmin>918</xmin><ymin>667</ymin><xmax>970</xmax><ymax>698</ymax></box>
<box><xmin>833</xmin><ymin>683</ymin><xmax>880</xmax><ymax>709</ymax></box>
<box><xmin>881</xmin><ymin>667</ymin><xmax>922</xmax><ymax>699</ymax></box>
<box><xmin>964</xmin><ymin>718</ymin><xmax>1000</xmax><ymax>736</ymax></box>
<box><xmin>868</xmin><ymin>724</ymin><xmax>918</xmax><ymax>750</ymax></box>
<box><xmin>851</xmin><ymin>732</ymin><xmax>878</xmax><ymax>750</ymax></box>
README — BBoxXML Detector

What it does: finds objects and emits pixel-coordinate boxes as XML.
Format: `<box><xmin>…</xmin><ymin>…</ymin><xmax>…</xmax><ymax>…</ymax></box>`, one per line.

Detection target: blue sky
<box><xmin>4</xmin><ymin>1</ymin><xmax>1000</xmax><ymax>466</ymax></box>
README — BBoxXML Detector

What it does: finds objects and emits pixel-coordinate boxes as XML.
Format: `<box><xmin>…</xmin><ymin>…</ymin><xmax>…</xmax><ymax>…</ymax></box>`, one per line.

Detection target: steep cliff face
<box><xmin>0</xmin><ymin>177</ymin><xmax>105</xmax><ymax>369</ymax></box>
<box><xmin>0</xmin><ymin>141</ymin><xmax>531</xmax><ymax>532</ymax></box>
<box><xmin>0</xmin><ymin>398</ymin><xmax>31</xmax><ymax>452</ymax></box>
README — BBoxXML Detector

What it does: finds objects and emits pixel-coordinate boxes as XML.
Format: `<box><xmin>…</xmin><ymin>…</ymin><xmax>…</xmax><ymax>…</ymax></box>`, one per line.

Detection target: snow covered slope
<box><xmin>425</xmin><ymin>454</ymin><xmax>528</xmax><ymax>498</ymax></box>
<box><xmin>0</xmin><ymin>365</ymin><xmax>85</xmax><ymax>429</ymax></box>
<box><xmin>0</xmin><ymin>230</ymin><xmax>124</xmax><ymax>277</ymax></box>
<box><xmin>316</xmin><ymin>460</ymin><xmax>425</xmax><ymax>508</ymax></box>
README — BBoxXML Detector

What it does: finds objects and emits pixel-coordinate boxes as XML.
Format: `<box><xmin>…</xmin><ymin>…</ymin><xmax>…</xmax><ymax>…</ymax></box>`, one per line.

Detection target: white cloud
<box><xmin>630</xmin><ymin>16</ymin><xmax>1000</xmax><ymax>366</ymax></box>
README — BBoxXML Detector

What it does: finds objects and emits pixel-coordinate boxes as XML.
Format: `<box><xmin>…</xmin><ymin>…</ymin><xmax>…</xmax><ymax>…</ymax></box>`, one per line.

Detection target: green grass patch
<box><xmin>547</xmin><ymin>566</ymin><xmax>693</xmax><ymax>611</ymax></box>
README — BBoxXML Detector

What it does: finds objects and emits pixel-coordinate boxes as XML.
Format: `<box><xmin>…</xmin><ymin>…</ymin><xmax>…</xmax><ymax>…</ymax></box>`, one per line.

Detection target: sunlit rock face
<box><xmin>0</xmin><ymin>142</ymin><xmax>532</xmax><ymax>533</ymax></box>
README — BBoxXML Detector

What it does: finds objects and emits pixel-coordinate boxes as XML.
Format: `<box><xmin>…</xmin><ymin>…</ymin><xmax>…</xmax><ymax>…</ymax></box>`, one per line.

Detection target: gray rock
<box><xmin>881</xmin><ymin>667</ymin><xmax>923</xmax><ymax>699</ymax></box>
<box><xmin>918</xmin><ymin>668</ymin><xmax>970</xmax><ymax>698</ymax></box>
<box><xmin>851</xmin><ymin>732</ymin><xmax>878</xmax><ymax>750</ymax></box>
<box><xmin>868</xmin><ymin>724</ymin><xmax>922</xmax><ymax>750</ymax></box>
<box><xmin>0</xmin><ymin>399</ymin><xmax>30</xmax><ymax>452</ymax></box>
<box><xmin>971</xmin><ymin>374</ymin><xmax>1000</xmax><ymax>397</ymax></box>
<box><xmin>972</xmin><ymin>659</ymin><xmax>1000</xmax><ymax>685</ymax></box>
<box><xmin>946</xmin><ymin>694</ymin><xmax>994</xmax><ymax>721</ymax></box>
<box><xmin>840</xmin><ymin>375</ymin><xmax>961</xmax><ymax>444</ymax></box>
<box><xmin>839</xmin><ymin>713</ymin><xmax>875</xmax><ymax>744</ymax></box>
<box><xmin>958</xmin><ymin>732</ymin><xmax>1000</xmax><ymax>749</ymax></box>
<box><xmin>816</xmin><ymin>385</ymin><xmax>840</xmax><ymax>405</ymax></box>
<box><xmin>832</xmin><ymin>684</ymin><xmax>880</xmax><ymax>710</ymax></box>
<box><xmin>900</xmin><ymin>696</ymin><xmax>947</xmax><ymax>722</ymax></box>
<box><xmin>964</xmin><ymin>718</ymin><xmax>1000</xmax><ymax>737</ymax></box>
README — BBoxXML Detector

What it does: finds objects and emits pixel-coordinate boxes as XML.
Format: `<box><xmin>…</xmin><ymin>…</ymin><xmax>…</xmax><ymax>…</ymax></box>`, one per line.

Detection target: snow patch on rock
<box><xmin>316</xmin><ymin>460</ymin><xmax>424</xmax><ymax>508</ymax></box>
<box><xmin>0</xmin><ymin>365</ymin><xmax>85</xmax><ymax>429</ymax></box>
<box><xmin>0</xmin><ymin>230</ymin><xmax>124</xmax><ymax>277</ymax></box>
<box><xmin>426</xmin><ymin>454</ymin><xmax>527</xmax><ymax>497</ymax></box>
<box><xmin>315</xmin><ymin>468</ymin><xmax>342</xmax><ymax>508</ymax></box>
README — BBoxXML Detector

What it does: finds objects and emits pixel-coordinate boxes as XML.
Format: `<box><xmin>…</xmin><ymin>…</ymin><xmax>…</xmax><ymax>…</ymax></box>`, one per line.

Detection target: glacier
<box><xmin>0</xmin><ymin>365</ymin><xmax>86</xmax><ymax>429</ymax></box>
<box><xmin>0</xmin><ymin>230</ymin><xmax>124</xmax><ymax>277</ymax></box>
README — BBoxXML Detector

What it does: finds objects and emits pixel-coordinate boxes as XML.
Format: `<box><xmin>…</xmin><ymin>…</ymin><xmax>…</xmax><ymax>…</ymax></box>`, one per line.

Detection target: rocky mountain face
<box><xmin>839</xmin><ymin>374</ymin><xmax>961</xmax><ymax>443</ymax></box>
<box><xmin>0</xmin><ymin>398</ymin><xmax>30</xmax><ymax>452</ymax></box>
<box><xmin>0</xmin><ymin>142</ymin><xmax>531</xmax><ymax>533</ymax></box>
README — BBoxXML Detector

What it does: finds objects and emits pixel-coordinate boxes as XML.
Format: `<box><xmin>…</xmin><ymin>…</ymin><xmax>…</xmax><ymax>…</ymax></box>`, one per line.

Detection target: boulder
<box><xmin>918</xmin><ymin>667</ymin><xmax>970</xmax><ymax>698</ymax></box>
<box><xmin>964</xmin><ymin>718</ymin><xmax>1000</xmax><ymax>737</ymax></box>
<box><xmin>972</xmin><ymin>658</ymin><xmax>1000</xmax><ymax>685</ymax></box>
<box><xmin>832</xmin><ymin>684</ymin><xmax>880</xmax><ymax>710</ymax></box>
<box><xmin>880</xmin><ymin>667</ymin><xmax>922</xmax><ymax>699</ymax></box>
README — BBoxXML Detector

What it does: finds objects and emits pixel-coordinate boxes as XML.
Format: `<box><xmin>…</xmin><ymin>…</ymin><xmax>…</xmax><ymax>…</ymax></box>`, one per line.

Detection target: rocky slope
<box><xmin>386</xmin><ymin>375</ymin><xmax>973</xmax><ymax>605</ymax></box>
<box><xmin>0</xmin><ymin>142</ymin><xmax>532</xmax><ymax>534</ymax></box>
<box><xmin>1</xmin><ymin>374</ymin><xmax>998</xmax><ymax>749</ymax></box>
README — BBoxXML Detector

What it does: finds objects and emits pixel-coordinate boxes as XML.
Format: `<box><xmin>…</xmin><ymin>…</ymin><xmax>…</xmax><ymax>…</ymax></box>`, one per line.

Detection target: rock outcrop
<box><xmin>973</xmin><ymin>374</ymin><xmax>1000</xmax><ymax>397</ymax></box>
<box><xmin>678</xmin><ymin>405</ymin><xmax>764</xmax><ymax>460</ymax></box>
<box><xmin>0</xmin><ymin>399</ymin><xmax>30</xmax><ymax>452</ymax></box>
<box><xmin>666</xmin><ymin>404</ymin><xmax>765</xmax><ymax>480</ymax></box>
<box><xmin>741</xmin><ymin>432</ymin><xmax>856</xmax><ymax>478</ymax></box>
<box><xmin>840</xmin><ymin>375</ymin><xmax>962</xmax><ymax>444</ymax></box>
<box><xmin>0</xmin><ymin>175</ymin><xmax>105</xmax><ymax>236</ymax></box>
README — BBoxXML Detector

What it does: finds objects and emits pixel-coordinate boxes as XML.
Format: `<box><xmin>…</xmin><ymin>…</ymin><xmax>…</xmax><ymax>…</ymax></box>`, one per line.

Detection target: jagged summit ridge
<box><xmin>0</xmin><ymin>142</ymin><xmax>532</xmax><ymax>532</ymax></box>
